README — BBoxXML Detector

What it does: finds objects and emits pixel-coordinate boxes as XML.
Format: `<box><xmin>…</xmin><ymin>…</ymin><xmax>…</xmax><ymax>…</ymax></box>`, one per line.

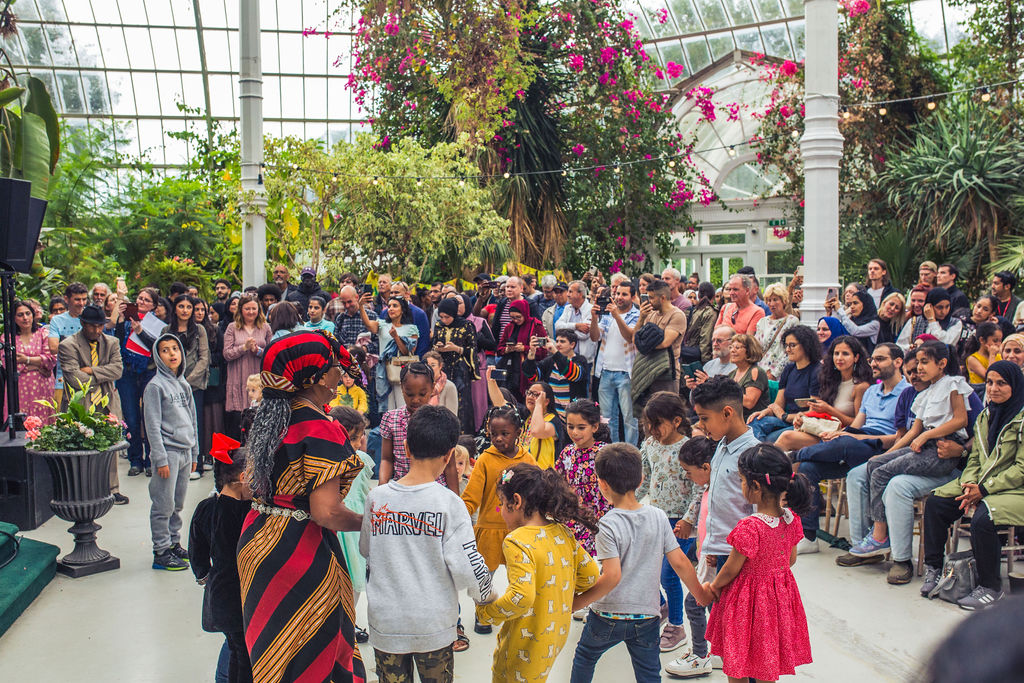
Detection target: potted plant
<box><xmin>25</xmin><ymin>382</ymin><xmax>127</xmax><ymax>577</ymax></box>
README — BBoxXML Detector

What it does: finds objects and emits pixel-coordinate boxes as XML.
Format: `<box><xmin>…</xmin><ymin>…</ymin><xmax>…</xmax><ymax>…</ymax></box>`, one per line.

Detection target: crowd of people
<box><xmin>15</xmin><ymin>256</ymin><xmax>1024</xmax><ymax>683</ymax></box>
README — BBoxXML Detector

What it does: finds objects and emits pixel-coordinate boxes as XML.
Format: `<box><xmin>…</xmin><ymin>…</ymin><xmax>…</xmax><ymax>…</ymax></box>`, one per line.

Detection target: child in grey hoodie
<box><xmin>145</xmin><ymin>333</ymin><xmax>199</xmax><ymax>571</ymax></box>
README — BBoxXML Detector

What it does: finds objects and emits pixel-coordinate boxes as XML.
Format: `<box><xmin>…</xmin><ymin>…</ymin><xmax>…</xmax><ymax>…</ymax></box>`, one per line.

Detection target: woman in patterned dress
<box><xmin>7</xmin><ymin>300</ymin><xmax>55</xmax><ymax>423</ymax></box>
<box><xmin>237</xmin><ymin>331</ymin><xmax>367</xmax><ymax>683</ymax></box>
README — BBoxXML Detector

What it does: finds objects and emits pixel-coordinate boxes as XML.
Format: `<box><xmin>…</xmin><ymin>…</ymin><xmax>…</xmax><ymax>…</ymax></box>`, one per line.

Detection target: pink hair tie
<box><xmin>791</xmin><ymin>472</ymin><xmax>795</xmax><ymax>480</ymax></box>
<box><xmin>765</xmin><ymin>473</ymin><xmax>771</xmax><ymax>485</ymax></box>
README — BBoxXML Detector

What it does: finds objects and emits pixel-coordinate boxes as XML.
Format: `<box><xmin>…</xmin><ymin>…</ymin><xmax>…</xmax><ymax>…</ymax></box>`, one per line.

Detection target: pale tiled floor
<box><xmin>1</xmin><ymin>456</ymin><xmax>967</xmax><ymax>682</ymax></box>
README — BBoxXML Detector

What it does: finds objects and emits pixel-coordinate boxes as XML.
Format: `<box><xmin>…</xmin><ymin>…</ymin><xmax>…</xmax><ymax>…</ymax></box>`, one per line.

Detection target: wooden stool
<box><xmin>821</xmin><ymin>478</ymin><xmax>848</xmax><ymax>537</ymax></box>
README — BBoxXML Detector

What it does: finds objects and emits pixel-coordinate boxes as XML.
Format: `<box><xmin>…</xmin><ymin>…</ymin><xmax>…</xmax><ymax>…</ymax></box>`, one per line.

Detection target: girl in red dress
<box><xmin>704</xmin><ymin>443</ymin><xmax>813</xmax><ymax>682</ymax></box>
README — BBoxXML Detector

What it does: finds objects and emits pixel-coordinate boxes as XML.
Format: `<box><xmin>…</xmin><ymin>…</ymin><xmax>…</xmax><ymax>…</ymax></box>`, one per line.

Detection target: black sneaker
<box><xmin>145</xmin><ymin>467</ymin><xmax>152</xmax><ymax>477</ymax></box>
<box><xmin>153</xmin><ymin>550</ymin><xmax>189</xmax><ymax>571</ymax></box>
<box><xmin>128</xmin><ymin>466</ymin><xmax>144</xmax><ymax>477</ymax></box>
<box><xmin>355</xmin><ymin>626</ymin><xmax>369</xmax><ymax>643</ymax></box>
<box><xmin>473</xmin><ymin>618</ymin><xmax>492</xmax><ymax>635</ymax></box>
<box><xmin>921</xmin><ymin>566</ymin><xmax>941</xmax><ymax>597</ymax></box>
<box><xmin>112</xmin><ymin>493</ymin><xmax>130</xmax><ymax>505</ymax></box>
<box><xmin>170</xmin><ymin>543</ymin><xmax>190</xmax><ymax>561</ymax></box>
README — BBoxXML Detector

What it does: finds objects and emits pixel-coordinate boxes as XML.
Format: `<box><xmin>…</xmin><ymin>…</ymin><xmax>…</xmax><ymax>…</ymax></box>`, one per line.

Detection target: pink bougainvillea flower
<box><xmin>568</xmin><ymin>54</ymin><xmax>585</xmax><ymax>71</ymax></box>
<box><xmin>600</xmin><ymin>47</ymin><xmax>618</xmax><ymax>64</ymax></box>
<box><xmin>780</xmin><ymin>60</ymin><xmax>798</xmax><ymax>77</ymax></box>
<box><xmin>665</xmin><ymin>61</ymin><xmax>684</xmax><ymax>79</ymax></box>
<box><xmin>655</xmin><ymin>8</ymin><xmax>668</xmax><ymax>24</ymax></box>
<box><xmin>572</xmin><ymin>143</ymin><xmax>586</xmax><ymax>156</ymax></box>
<box><xmin>617</xmin><ymin>235</ymin><xmax>628</xmax><ymax>247</ymax></box>
<box><xmin>610</xmin><ymin>259</ymin><xmax>623</xmax><ymax>273</ymax></box>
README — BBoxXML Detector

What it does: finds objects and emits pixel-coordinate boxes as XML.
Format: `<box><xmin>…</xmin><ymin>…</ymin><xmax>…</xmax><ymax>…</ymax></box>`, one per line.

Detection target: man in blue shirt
<box><xmin>48</xmin><ymin>282</ymin><xmax>91</xmax><ymax>398</ymax></box>
<box><xmin>589</xmin><ymin>280</ymin><xmax>641</xmax><ymax>444</ymax></box>
<box><xmin>791</xmin><ymin>342</ymin><xmax>910</xmax><ymax>554</ymax></box>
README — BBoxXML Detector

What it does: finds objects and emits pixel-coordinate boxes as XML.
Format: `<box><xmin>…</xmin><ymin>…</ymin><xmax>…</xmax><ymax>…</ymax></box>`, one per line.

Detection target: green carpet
<box><xmin>0</xmin><ymin>522</ymin><xmax>59</xmax><ymax>639</ymax></box>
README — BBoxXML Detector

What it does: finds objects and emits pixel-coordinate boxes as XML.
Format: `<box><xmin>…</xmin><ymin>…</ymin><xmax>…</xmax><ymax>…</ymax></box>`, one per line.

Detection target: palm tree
<box><xmin>879</xmin><ymin>98</ymin><xmax>1024</xmax><ymax>268</ymax></box>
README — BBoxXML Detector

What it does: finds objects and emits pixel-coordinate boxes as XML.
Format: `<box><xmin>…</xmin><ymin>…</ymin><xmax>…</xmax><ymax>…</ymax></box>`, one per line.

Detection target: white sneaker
<box><xmin>572</xmin><ymin>608</ymin><xmax>587</xmax><ymax>621</ymax></box>
<box><xmin>189</xmin><ymin>471</ymin><xmax>201</xmax><ymax>480</ymax></box>
<box><xmin>710</xmin><ymin>655</ymin><xmax>723</xmax><ymax>669</ymax></box>
<box><xmin>664</xmin><ymin>652</ymin><xmax>712</xmax><ymax>678</ymax></box>
<box><xmin>796</xmin><ymin>537</ymin><xmax>819</xmax><ymax>554</ymax></box>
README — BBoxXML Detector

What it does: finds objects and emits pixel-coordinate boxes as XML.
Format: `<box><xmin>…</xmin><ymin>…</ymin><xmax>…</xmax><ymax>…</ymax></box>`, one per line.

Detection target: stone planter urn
<box><xmin>28</xmin><ymin>440</ymin><xmax>127</xmax><ymax>577</ymax></box>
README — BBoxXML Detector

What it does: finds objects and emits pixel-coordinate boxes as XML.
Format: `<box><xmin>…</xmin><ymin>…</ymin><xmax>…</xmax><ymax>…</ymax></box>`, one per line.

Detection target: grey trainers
<box><xmin>957</xmin><ymin>586</ymin><xmax>1004</xmax><ymax>611</ymax></box>
<box><xmin>920</xmin><ymin>566</ymin><xmax>941</xmax><ymax>597</ymax></box>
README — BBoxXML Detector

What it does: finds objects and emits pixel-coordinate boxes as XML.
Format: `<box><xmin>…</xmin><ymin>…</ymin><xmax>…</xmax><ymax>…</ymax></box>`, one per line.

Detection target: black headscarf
<box><xmin>985</xmin><ymin>360</ymin><xmax>1024</xmax><ymax>452</ymax></box>
<box><xmin>438</xmin><ymin>297</ymin><xmax>462</xmax><ymax>322</ymax></box>
<box><xmin>850</xmin><ymin>290</ymin><xmax>878</xmax><ymax>327</ymax></box>
<box><xmin>925</xmin><ymin>287</ymin><xmax>954</xmax><ymax>330</ymax></box>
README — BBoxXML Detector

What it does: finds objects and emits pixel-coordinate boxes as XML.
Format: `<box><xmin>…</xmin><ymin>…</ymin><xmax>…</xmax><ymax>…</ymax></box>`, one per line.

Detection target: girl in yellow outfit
<box><xmin>462</xmin><ymin>405</ymin><xmax>537</xmax><ymax>570</ymax></box>
<box><xmin>476</xmin><ymin>463</ymin><xmax>600</xmax><ymax>683</ymax></box>
<box><xmin>518</xmin><ymin>382</ymin><xmax>568</xmax><ymax>469</ymax></box>
<box><xmin>966</xmin><ymin>321</ymin><xmax>1002</xmax><ymax>383</ymax></box>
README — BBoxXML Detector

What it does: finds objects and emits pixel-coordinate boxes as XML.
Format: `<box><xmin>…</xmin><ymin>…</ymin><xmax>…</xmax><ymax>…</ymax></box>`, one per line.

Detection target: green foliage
<box><xmin>878</xmin><ymin>98</ymin><xmax>1024</xmax><ymax>272</ymax></box>
<box><xmin>25</xmin><ymin>382</ymin><xmax>126</xmax><ymax>453</ymax></box>
<box><xmin>947</xmin><ymin>0</ymin><xmax>1023</xmax><ymax>107</ymax></box>
<box><xmin>264</xmin><ymin>135</ymin><xmax>512</xmax><ymax>282</ymax></box>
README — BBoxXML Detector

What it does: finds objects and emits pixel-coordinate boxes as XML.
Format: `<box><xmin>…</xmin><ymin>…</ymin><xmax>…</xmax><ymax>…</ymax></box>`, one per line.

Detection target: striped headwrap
<box><xmin>260</xmin><ymin>330</ymin><xmax>355</xmax><ymax>399</ymax></box>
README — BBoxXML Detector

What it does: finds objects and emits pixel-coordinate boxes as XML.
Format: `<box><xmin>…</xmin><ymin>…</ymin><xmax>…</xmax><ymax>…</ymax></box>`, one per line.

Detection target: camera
<box><xmin>491</xmin><ymin>368</ymin><xmax>507</xmax><ymax>382</ymax></box>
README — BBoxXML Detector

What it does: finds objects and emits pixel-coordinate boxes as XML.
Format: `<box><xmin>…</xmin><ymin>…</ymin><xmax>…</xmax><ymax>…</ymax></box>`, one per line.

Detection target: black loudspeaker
<box><xmin>0</xmin><ymin>432</ymin><xmax>52</xmax><ymax>530</ymax></box>
<box><xmin>0</xmin><ymin>177</ymin><xmax>46</xmax><ymax>273</ymax></box>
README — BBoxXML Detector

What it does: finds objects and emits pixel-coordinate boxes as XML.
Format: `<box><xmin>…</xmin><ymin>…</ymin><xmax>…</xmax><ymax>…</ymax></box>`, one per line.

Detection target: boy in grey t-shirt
<box><xmin>570</xmin><ymin>444</ymin><xmax>712</xmax><ymax>683</ymax></box>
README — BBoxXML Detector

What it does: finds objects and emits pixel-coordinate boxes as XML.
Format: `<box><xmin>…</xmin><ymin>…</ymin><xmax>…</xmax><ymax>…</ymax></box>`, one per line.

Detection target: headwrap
<box><xmin>925</xmin><ymin>287</ymin><xmax>954</xmax><ymax>330</ymax></box>
<box><xmin>984</xmin><ymin>360</ymin><xmax>1024</xmax><ymax>452</ymax></box>
<box><xmin>818</xmin><ymin>316</ymin><xmax>846</xmax><ymax>351</ymax></box>
<box><xmin>500</xmin><ymin>299</ymin><xmax>541</xmax><ymax>349</ymax></box>
<box><xmin>438</xmin><ymin>297</ymin><xmax>461</xmax><ymax>321</ymax></box>
<box><xmin>850</xmin><ymin>290</ymin><xmax>878</xmax><ymax>327</ymax></box>
<box><xmin>260</xmin><ymin>330</ymin><xmax>355</xmax><ymax>399</ymax></box>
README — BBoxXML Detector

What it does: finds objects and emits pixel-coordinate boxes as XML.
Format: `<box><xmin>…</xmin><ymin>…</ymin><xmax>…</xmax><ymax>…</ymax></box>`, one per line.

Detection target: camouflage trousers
<box><xmin>374</xmin><ymin>645</ymin><xmax>454</xmax><ymax>683</ymax></box>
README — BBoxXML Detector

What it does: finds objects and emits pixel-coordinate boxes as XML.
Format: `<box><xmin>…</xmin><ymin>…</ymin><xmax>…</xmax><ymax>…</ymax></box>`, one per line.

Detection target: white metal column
<box><xmin>799</xmin><ymin>0</ymin><xmax>843</xmax><ymax>323</ymax></box>
<box><xmin>239</xmin><ymin>0</ymin><xmax>267</xmax><ymax>288</ymax></box>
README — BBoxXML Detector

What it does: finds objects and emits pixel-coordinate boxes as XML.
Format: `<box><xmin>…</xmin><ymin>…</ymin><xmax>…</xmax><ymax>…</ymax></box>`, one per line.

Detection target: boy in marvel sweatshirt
<box><xmin>144</xmin><ymin>333</ymin><xmax>199</xmax><ymax>571</ymax></box>
<box><xmin>360</xmin><ymin>405</ymin><xmax>493</xmax><ymax>680</ymax></box>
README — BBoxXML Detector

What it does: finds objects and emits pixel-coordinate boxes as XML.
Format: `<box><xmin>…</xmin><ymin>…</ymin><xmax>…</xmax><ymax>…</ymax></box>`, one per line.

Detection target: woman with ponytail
<box><xmin>476</xmin><ymin>463</ymin><xmax>600</xmax><ymax>682</ymax></box>
<box><xmin>704</xmin><ymin>443</ymin><xmax>813</xmax><ymax>682</ymax></box>
<box><xmin>236</xmin><ymin>330</ymin><xmax>367</xmax><ymax>683</ymax></box>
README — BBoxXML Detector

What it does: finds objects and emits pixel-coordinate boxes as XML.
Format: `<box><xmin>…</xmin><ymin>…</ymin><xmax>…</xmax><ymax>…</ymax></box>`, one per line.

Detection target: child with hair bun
<box><xmin>476</xmin><ymin>463</ymin><xmax>600</xmax><ymax>682</ymax></box>
<box><xmin>704</xmin><ymin>443</ymin><xmax>813</xmax><ymax>682</ymax></box>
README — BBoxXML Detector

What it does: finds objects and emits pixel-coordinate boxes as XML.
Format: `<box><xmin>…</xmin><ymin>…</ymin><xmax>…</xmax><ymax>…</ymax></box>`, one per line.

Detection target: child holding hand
<box><xmin>704</xmin><ymin>443</ymin><xmax>813</xmax><ymax>683</ymax></box>
<box><xmin>476</xmin><ymin>464</ymin><xmax>599</xmax><ymax>683</ymax></box>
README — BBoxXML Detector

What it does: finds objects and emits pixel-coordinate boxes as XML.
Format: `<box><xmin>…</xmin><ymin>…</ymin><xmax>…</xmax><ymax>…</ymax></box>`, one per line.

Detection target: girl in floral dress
<box><xmin>555</xmin><ymin>400</ymin><xmax>609</xmax><ymax>555</ymax></box>
<box><xmin>704</xmin><ymin>443</ymin><xmax>813</xmax><ymax>682</ymax></box>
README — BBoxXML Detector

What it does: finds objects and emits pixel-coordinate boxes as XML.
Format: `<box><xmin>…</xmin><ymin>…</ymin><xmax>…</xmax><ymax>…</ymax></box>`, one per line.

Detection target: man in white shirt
<box><xmin>555</xmin><ymin>280</ymin><xmax>597</xmax><ymax>362</ymax></box>
<box><xmin>590</xmin><ymin>281</ymin><xmax>640</xmax><ymax>444</ymax></box>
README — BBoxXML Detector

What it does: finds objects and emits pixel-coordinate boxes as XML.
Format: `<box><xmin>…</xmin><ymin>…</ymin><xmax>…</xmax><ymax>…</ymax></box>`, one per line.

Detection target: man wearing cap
<box><xmin>286</xmin><ymin>267</ymin><xmax>329</xmax><ymax>318</ymax></box>
<box><xmin>59</xmin><ymin>304</ymin><xmax>127</xmax><ymax>504</ymax></box>
<box><xmin>543</xmin><ymin>281</ymin><xmax>570</xmax><ymax>337</ymax></box>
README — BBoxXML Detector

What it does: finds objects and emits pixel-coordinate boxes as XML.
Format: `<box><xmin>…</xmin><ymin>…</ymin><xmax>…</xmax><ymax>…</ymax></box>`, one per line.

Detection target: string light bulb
<box><xmin>668</xmin><ymin>160</ymin><xmax>676</xmax><ymax>168</ymax></box>
<box><xmin>981</xmin><ymin>88</ymin><xmax>991</xmax><ymax>102</ymax></box>
<box><xmin>841</xmin><ymin>106</ymin><xmax>850</xmax><ymax>119</ymax></box>
<box><xmin>416</xmin><ymin>178</ymin><xmax>423</xmax><ymax>186</ymax></box>
<box><xmin>926</xmin><ymin>99</ymin><xmax>937</xmax><ymax>110</ymax></box>
<box><xmin>458</xmin><ymin>179</ymin><xmax>465</xmax><ymax>187</ymax></box>
<box><xmin>331</xmin><ymin>173</ymin><xmax>339</xmax><ymax>182</ymax></box>
<box><xmin>503</xmin><ymin>171</ymin><xmax>510</xmax><ymax>179</ymax></box>
<box><xmin>561</xmin><ymin>170</ymin><xmax>567</xmax><ymax>176</ymax></box>
<box><xmin>727</xmin><ymin>146</ymin><xmax>736</xmax><ymax>157</ymax></box>
<box><xmin>291</xmin><ymin>163</ymin><xmax>299</xmax><ymax>170</ymax></box>
<box><xmin>372</xmin><ymin>176</ymin><xmax>379</xmax><ymax>185</ymax></box>
<box><xmin>613</xmin><ymin>165</ymin><xmax>620</xmax><ymax>174</ymax></box>
<box><xmin>791</xmin><ymin>129</ymin><xmax>800</xmax><ymax>139</ymax></box>
<box><xmin>878</xmin><ymin>106</ymin><xmax>887</xmax><ymax>116</ymax></box>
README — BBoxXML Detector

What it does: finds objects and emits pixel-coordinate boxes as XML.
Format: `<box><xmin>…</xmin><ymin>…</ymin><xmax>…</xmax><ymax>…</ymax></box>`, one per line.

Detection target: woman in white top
<box><xmin>423</xmin><ymin>351</ymin><xmax>459</xmax><ymax>416</ymax></box>
<box><xmin>896</xmin><ymin>287</ymin><xmax>962</xmax><ymax>351</ymax></box>
<box><xmin>775</xmin><ymin>335</ymin><xmax>872</xmax><ymax>452</ymax></box>
<box><xmin>755</xmin><ymin>283</ymin><xmax>799</xmax><ymax>380</ymax></box>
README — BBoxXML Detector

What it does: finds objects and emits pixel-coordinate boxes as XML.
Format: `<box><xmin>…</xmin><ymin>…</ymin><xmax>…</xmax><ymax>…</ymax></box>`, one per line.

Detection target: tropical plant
<box><xmin>878</xmin><ymin>98</ymin><xmax>1024</xmax><ymax>271</ymax></box>
<box><xmin>336</xmin><ymin>0</ymin><xmax>715</xmax><ymax>273</ymax></box>
<box><xmin>25</xmin><ymin>381</ymin><xmax>126</xmax><ymax>452</ymax></box>
<box><xmin>262</xmin><ymin>134</ymin><xmax>512</xmax><ymax>282</ymax></box>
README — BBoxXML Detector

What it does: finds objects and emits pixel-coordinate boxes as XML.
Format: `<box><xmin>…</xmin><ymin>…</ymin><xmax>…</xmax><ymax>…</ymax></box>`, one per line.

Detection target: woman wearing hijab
<box><xmin>432</xmin><ymin>296</ymin><xmax>478</xmax><ymax>433</ymax></box>
<box><xmin>816</xmin><ymin>316</ymin><xmax>846</xmax><ymax>353</ymax></box>
<box><xmin>496</xmin><ymin>298</ymin><xmax>546</xmax><ymax>400</ymax></box>
<box><xmin>897</xmin><ymin>287</ymin><xmax>963</xmax><ymax>350</ymax></box>
<box><xmin>457</xmin><ymin>293</ymin><xmax>495</xmax><ymax>431</ymax></box>
<box><xmin>831</xmin><ymin>290</ymin><xmax>880</xmax><ymax>352</ymax></box>
<box><xmin>238</xmin><ymin>331</ymin><xmax>366</xmax><ymax>683</ymax></box>
<box><xmin>922</xmin><ymin>360</ymin><xmax>1024</xmax><ymax>610</ymax></box>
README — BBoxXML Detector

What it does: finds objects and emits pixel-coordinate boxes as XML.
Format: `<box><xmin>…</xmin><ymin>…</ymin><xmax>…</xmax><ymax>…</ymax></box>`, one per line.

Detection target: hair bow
<box><xmin>211</xmin><ymin>433</ymin><xmax>241</xmax><ymax>464</ymax></box>
<box><xmin>500</xmin><ymin>469</ymin><xmax>515</xmax><ymax>484</ymax></box>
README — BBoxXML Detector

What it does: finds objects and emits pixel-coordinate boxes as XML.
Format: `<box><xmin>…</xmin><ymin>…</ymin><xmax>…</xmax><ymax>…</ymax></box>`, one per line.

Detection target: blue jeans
<box><xmin>598</xmin><ymin>370</ymin><xmax>638</xmax><ymax>445</ymax></box>
<box><xmin>570</xmin><ymin>612</ymin><xmax>661</xmax><ymax>683</ymax></box>
<box><xmin>660</xmin><ymin>521</ymin><xmax>693</xmax><ymax>626</ymax></box>
<box><xmin>116</xmin><ymin>367</ymin><xmax>155</xmax><ymax>468</ymax></box>
<box><xmin>215</xmin><ymin>639</ymin><xmax>230</xmax><ymax>683</ymax></box>
<box><xmin>748</xmin><ymin>415</ymin><xmax>791</xmax><ymax>442</ymax></box>
<box><xmin>847</xmin><ymin>463</ymin><xmax>958</xmax><ymax>562</ymax></box>
<box><xmin>366</xmin><ymin>427</ymin><xmax>382</xmax><ymax>479</ymax></box>
<box><xmin>793</xmin><ymin>433</ymin><xmax>880</xmax><ymax>537</ymax></box>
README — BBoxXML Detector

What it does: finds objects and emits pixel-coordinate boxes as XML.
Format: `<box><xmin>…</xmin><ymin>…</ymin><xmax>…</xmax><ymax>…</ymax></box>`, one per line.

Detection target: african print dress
<box><xmin>237</xmin><ymin>404</ymin><xmax>367</xmax><ymax>683</ymax></box>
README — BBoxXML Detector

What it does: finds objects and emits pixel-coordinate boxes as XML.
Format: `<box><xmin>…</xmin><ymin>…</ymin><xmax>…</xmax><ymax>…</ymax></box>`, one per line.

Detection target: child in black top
<box><xmin>189</xmin><ymin>434</ymin><xmax>253</xmax><ymax>683</ymax></box>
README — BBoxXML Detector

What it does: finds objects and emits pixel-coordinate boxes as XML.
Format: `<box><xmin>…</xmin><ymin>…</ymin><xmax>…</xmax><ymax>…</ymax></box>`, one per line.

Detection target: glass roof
<box><xmin>6</xmin><ymin>0</ymin><xmax>967</xmax><ymax>170</ymax></box>
<box><xmin>6</xmin><ymin>0</ymin><xmax>362</xmax><ymax>166</ymax></box>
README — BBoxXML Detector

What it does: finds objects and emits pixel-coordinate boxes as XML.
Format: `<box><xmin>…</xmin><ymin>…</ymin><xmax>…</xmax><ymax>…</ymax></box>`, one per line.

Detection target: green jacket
<box><xmin>934</xmin><ymin>408</ymin><xmax>1024</xmax><ymax>526</ymax></box>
